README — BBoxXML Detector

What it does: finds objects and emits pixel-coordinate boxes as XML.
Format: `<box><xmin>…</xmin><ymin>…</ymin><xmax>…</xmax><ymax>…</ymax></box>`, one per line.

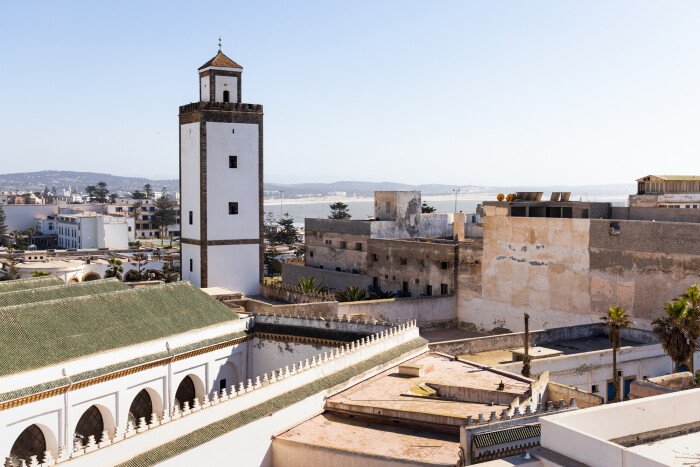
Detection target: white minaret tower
<box><xmin>179</xmin><ymin>48</ymin><xmax>263</xmax><ymax>293</ymax></box>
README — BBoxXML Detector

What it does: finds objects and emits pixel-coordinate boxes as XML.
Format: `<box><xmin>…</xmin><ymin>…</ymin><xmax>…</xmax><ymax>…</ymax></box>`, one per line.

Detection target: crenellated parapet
<box><xmin>4</xmin><ymin>320</ymin><xmax>421</xmax><ymax>467</ymax></box>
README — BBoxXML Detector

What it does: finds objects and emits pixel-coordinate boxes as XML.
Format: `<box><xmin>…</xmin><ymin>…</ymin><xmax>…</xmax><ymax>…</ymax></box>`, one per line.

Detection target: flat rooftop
<box><xmin>626</xmin><ymin>430</ymin><xmax>700</xmax><ymax>465</ymax></box>
<box><xmin>461</xmin><ymin>335</ymin><xmax>641</xmax><ymax>366</ymax></box>
<box><xmin>326</xmin><ymin>353</ymin><xmax>531</xmax><ymax>430</ymax></box>
<box><xmin>276</xmin><ymin>412</ymin><xmax>461</xmax><ymax>465</ymax></box>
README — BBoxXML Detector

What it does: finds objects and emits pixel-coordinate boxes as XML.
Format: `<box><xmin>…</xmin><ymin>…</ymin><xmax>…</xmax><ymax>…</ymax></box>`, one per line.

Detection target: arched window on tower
<box><xmin>223</xmin><ymin>90</ymin><xmax>230</xmax><ymax>103</ymax></box>
<box><xmin>74</xmin><ymin>405</ymin><xmax>104</xmax><ymax>445</ymax></box>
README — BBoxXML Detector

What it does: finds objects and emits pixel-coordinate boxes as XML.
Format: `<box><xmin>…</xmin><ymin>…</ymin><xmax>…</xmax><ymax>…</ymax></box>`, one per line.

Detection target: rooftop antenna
<box><xmin>218</xmin><ymin>36</ymin><xmax>222</xmax><ymax>52</ymax></box>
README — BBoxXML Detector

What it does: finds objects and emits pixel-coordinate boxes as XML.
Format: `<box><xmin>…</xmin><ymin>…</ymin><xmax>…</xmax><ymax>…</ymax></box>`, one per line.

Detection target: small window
<box><xmin>309</xmin><ymin>251</ymin><xmax>314</xmax><ymax>258</ymax></box>
<box><xmin>591</xmin><ymin>384</ymin><xmax>598</xmax><ymax>393</ymax></box>
<box><xmin>325</xmin><ymin>239</ymin><xmax>332</xmax><ymax>245</ymax></box>
<box><xmin>440</xmin><ymin>283</ymin><xmax>448</xmax><ymax>295</ymax></box>
<box><xmin>355</xmin><ymin>242</ymin><xmax>363</xmax><ymax>251</ymax></box>
<box><xmin>415</xmin><ymin>278</ymin><xmax>420</xmax><ymax>284</ymax></box>
<box><xmin>229</xmin><ymin>202</ymin><xmax>239</xmax><ymax>215</ymax></box>
<box><xmin>339</xmin><ymin>241</ymin><xmax>347</xmax><ymax>249</ymax></box>
<box><xmin>441</xmin><ymin>261</ymin><xmax>449</xmax><ymax>269</ymax></box>
<box><xmin>402</xmin><ymin>281</ymin><xmax>409</xmax><ymax>295</ymax></box>
<box><xmin>426</xmin><ymin>285</ymin><xmax>433</xmax><ymax>296</ymax></box>
<box><xmin>372</xmin><ymin>254</ymin><xmax>379</xmax><ymax>261</ymax></box>
<box><xmin>335</xmin><ymin>267</ymin><xmax>341</xmax><ymax>272</ymax></box>
<box><xmin>223</xmin><ymin>90</ymin><xmax>230</xmax><ymax>103</ymax></box>
<box><xmin>400</xmin><ymin>257</ymin><xmax>407</xmax><ymax>265</ymax></box>
<box><xmin>189</xmin><ymin>211</ymin><xmax>193</xmax><ymax>225</ymax></box>
<box><xmin>229</xmin><ymin>155</ymin><xmax>238</xmax><ymax>168</ymax></box>
<box><xmin>189</xmin><ymin>259</ymin><xmax>193</xmax><ymax>272</ymax></box>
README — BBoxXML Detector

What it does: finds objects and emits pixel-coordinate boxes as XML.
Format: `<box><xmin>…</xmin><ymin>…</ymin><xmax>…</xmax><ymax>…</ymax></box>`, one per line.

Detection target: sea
<box><xmin>263</xmin><ymin>196</ymin><xmax>628</xmax><ymax>226</ymax></box>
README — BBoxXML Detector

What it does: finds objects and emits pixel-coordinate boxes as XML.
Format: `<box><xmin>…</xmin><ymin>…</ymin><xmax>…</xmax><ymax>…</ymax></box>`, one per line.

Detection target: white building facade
<box><xmin>56</xmin><ymin>212</ymin><xmax>135</xmax><ymax>249</ymax></box>
<box><xmin>179</xmin><ymin>50</ymin><xmax>263</xmax><ymax>294</ymax></box>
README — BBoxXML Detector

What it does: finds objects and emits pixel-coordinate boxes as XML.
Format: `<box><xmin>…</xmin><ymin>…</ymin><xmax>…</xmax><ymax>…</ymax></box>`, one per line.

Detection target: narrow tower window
<box><xmin>188</xmin><ymin>211</ymin><xmax>193</xmax><ymax>225</ymax></box>
<box><xmin>229</xmin><ymin>202</ymin><xmax>239</xmax><ymax>215</ymax></box>
<box><xmin>229</xmin><ymin>156</ymin><xmax>238</xmax><ymax>168</ymax></box>
<box><xmin>223</xmin><ymin>90</ymin><xmax>230</xmax><ymax>103</ymax></box>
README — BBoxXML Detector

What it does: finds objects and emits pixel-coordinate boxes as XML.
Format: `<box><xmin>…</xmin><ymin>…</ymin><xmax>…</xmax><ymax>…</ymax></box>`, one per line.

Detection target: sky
<box><xmin>0</xmin><ymin>1</ymin><xmax>699</xmax><ymax>186</ymax></box>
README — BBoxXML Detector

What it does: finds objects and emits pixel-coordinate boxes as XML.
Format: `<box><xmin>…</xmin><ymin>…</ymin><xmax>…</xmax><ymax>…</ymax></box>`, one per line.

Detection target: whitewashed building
<box><xmin>56</xmin><ymin>212</ymin><xmax>135</xmax><ymax>250</ymax></box>
<box><xmin>179</xmin><ymin>50</ymin><xmax>263</xmax><ymax>294</ymax></box>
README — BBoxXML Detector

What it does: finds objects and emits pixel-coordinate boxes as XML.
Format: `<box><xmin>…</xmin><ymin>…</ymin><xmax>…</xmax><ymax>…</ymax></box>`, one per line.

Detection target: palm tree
<box><xmin>104</xmin><ymin>256</ymin><xmax>124</xmax><ymax>279</ymax></box>
<box><xmin>298</xmin><ymin>276</ymin><xmax>322</xmax><ymax>294</ymax></box>
<box><xmin>652</xmin><ymin>286</ymin><xmax>700</xmax><ymax>375</ymax></box>
<box><xmin>601</xmin><ymin>305</ymin><xmax>633</xmax><ymax>402</ymax></box>
<box><xmin>336</xmin><ymin>285</ymin><xmax>367</xmax><ymax>302</ymax></box>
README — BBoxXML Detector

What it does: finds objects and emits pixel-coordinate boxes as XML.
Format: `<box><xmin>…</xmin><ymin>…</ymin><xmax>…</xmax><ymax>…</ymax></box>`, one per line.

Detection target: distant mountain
<box><xmin>0</xmin><ymin>171</ymin><xmax>179</xmax><ymax>194</ymax></box>
<box><xmin>0</xmin><ymin>171</ymin><xmax>635</xmax><ymax>198</ymax></box>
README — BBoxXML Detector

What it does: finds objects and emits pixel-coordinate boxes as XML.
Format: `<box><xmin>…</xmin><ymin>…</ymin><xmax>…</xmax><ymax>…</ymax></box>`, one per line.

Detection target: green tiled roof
<box><xmin>0</xmin><ymin>282</ymin><xmax>238</xmax><ymax>376</ymax></box>
<box><xmin>473</xmin><ymin>424</ymin><xmax>541</xmax><ymax>448</ymax></box>
<box><xmin>117</xmin><ymin>337</ymin><xmax>429</xmax><ymax>467</ymax></box>
<box><xmin>0</xmin><ymin>279</ymin><xmax>127</xmax><ymax>307</ymax></box>
<box><xmin>0</xmin><ymin>331</ymin><xmax>247</xmax><ymax>403</ymax></box>
<box><xmin>0</xmin><ymin>276</ymin><xmax>63</xmax><ymax>293</ymax></box>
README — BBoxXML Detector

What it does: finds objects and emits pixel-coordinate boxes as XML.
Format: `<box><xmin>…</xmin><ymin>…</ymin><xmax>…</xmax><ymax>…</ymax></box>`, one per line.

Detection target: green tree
<box><xmin>104</xmin><ymin>256</ymin><xmax>124</xmax><ymax>279</ymax></box>
<box><xmin>143</xmin><ymin>183</ymin><xmax>153</xmax><ymax>199</ymax></box>
<box><xmin>22</xmin><ymin>193</ymin><xmax>32</xmax><ymax>204</ymax></box>
<box><xmin>0</xmin><ymin>260</ymin><xmax>20</xmax><ymax>281</ymax></box>
<box><xmin>152</xmin><ymin>194</ymin><xmax>178</xmax><ymax>245</ymax></box>
<box><xmin>32</xmin><ymin>271</ymin><xmax>51</xmax><ymax>278</ymax></box>
<box><xmin>131</xmin><ymin>201</ymin><xmax>144</xmax><ymax>221</ymax></box>
<box><xmin>601</xmin><ymin>305</ymin><xmax>633</xmax><ymax>402</ymax></box>
<box><xmin>328</xmin><ymin>202</ymin><xmax>351</xmax><ymax>219</ymax></box>
<box><xmin>127</xmin><ymin>253</ymin><xmax>148</xmax><ymax>282</ymax></box>
<box><xmin>131</xmin><ymin>190</ymin><xmax>147</xmax><ymax>200</ymax></box>
<box><xmin>652</xmin><ymin>285</ymin><xmax>700</xmax><ymax>374</ymax></box>
<box><xmin>276</xmin><ymin>213</ymin><xmax>300</xmax><ymax>246</ymax></box>
<box><xmin>336</xmin><ymin>285</ymin><xmax>367</xmax><ymax>302</ymax></box>
<box><xmin>161</xmin><ymin>256</ymin><xmax>179</xmax><ymax>283</ymax></box>
<box><xmin>109</xmin><ymin>193</ymin><xmax>118</xmax><ymax>204</ymax></box>
<box><xmin>421</xmin><ymin>202</ymin><xmax>436</xmax><ymax>213</ymax></box>
<box><xmin>370</xmin><ymin>288</ymin><xmax>396</xmax><ymax>299</ymax></box>
<box><xmin>0</xmin><ymin>204</ymin><xmax>7</xmax><ymax>240</ymax></box>
<box><xmin>87</xmin><ymin>182</ymin><xmax>109</xmax><ymax>202</ymax></box>
<box><xmin>263</xmin><ymin>212</ymin><xmax>281</xmax><ymax>276</ymax></box>
<box><xmin>298</xmin><ymin>276</ymin><xmax>326</xmax><ymax>294</ymax></box>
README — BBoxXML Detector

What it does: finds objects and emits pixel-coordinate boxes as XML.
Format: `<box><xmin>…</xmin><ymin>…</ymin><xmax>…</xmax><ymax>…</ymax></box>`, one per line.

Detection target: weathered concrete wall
<box><xmin>369</xmin><ymin>214</ymin><xmax>452</xmax><ymax>239</ymax></box>
<box><xmin>366</xmin><ymin>238</ymin><xmax>457</xmax><ymax>297</ymax></box>
<box><xmin>232</xmin><ymin>297</ymin><xmax>339</xmax><ymax>318</ymax></box>
<box><xmin>260</xmin><ymin>283</ymin><xmax>334</xmax><ymax>304</ymax></box>
<box><xmin>282</xmin><ymin>263</ymin><xmax>372</xmax><ymax>292</ymax></box>
<box><xmin>613</xmin><ymin>206</ymin><xmax>700</xmax><ymax>223</ymax></box>
<box><xmin>588</xmin><ymin>219</ymin><xmax>700</xmax><ymax>328</ymax></box>
<box><xmin>429</xmin><ymin>324</ymin><xmax>607</xmax><ymax>356</ymax></box>
<box><xmin>546</xmin><ymin>382</ymin><xmax>603</xmax><ymax>408</ymax></box>
<box><xmin>459</xmin><ymin>215</ymin><xmax>593</xmax><ymax>332</ymax></box>
<box><xmin>339</xmin><ymin>295</ymin><xmax>456</xmax><ymax>328</ymax></box>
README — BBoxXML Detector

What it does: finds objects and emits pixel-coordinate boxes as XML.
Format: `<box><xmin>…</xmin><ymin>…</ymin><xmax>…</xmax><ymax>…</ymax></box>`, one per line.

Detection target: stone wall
<box><xmin>260</xmin><ymin>283</ymin><xmax>335</xmax><ymax>304</ymax></box>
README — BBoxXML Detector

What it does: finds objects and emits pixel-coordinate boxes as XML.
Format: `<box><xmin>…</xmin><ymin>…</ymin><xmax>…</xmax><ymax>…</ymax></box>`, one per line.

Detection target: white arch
<box><xmin>174</xmin><ymin>373</ymin><xmax>206</xmax><ymax>406</ymax></box>
<box><xmin>7</xmin><ymin>422</ymin><xmax>59</xmax><ymax>461</ymax></box>
<box><xmin>71</xmin><ymin>403</ymin><xmax>116</xmax><ymax>443</ymax></box>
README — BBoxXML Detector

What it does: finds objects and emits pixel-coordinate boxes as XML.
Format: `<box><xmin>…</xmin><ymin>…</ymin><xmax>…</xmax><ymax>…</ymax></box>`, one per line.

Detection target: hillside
<box><xmin>0</xmin><ymin>171</ymin><xmax>635</xmax><ymax>198</ymax></box>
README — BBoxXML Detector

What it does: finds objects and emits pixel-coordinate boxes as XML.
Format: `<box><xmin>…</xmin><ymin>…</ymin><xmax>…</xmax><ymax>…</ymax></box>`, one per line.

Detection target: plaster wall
<box><xmin>214</xmin><ymin>75</ymin><xmax>238</xmax><ymax>103</ymax></box>
<box><xmin>282</xmin><ymin>264</ymin><xmax>372</xmax><ymax>292</ymax></box>
<box><xmin>179</xmin><ymin>122</ymin><xmax>200</xmax><ymax>240</ymax></box>
<box><xmin>540</xmin><ymin>388</ymin><xmax>700</xmax><ymax>467</ymax></box>
<box><xmin>206</xmin><ymin>244</ymin><xmax>260</xmax><ymax>295</ymax></box>
<box><xmin>249</xmin><ymin>337</ymin><xmax>339</xmax><ymax>379</ymax></box>
<box><xmin>205</xmin><ymin>121</ymin><xmax>259</xmax><ymax>241</ymax></box>
<box><xmin>180</xmin><ymin>243</ymin><xmax>201</xmax><ymax>285</ymax></box>
<box><xmin>339</xmin><ymin>296</ymin><xmax>456</xmax><ymax>328</ymax></box>
<box><xmin>52</xmin><ymin>325</ymin><xmax>423</xmax><ymax>466</ymax></box>
<box><xmin>199</xmin><ymin>76</ymin><xmax>209</xmax><ymax>102</ymax></box>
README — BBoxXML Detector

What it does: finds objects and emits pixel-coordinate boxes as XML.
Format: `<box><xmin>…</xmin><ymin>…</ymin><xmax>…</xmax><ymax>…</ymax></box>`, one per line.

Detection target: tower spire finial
<box><xmin>218</xmin><ymin>36</ymin><xmax>222</xmax><ymax>52</ymax></box>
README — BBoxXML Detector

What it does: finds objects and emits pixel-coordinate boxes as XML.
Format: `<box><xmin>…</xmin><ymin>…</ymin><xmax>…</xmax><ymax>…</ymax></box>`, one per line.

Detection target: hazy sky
<box><xmin>1</xmin><ymin>1</ymin><xmax>699</xmax><ymax>186</ymax></box>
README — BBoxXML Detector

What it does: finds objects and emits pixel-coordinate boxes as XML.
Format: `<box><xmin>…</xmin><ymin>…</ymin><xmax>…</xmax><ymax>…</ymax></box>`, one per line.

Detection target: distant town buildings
<box><xmin>55</xmin><ymin>211</ymin><xmax>135</xmax><ymax>250</ymax></box>
<box><xmin>631</xmin><ymin>174</ymin><xmax>700</xmax><ymax>208</ymax></box>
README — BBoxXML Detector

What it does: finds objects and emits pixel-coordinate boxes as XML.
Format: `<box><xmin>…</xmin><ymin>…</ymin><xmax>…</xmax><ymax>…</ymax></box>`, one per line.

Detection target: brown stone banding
<box><xmin>181</xmin><ymin>238</ymin><xmax>261</xmax><ymax>246</ymax></box>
